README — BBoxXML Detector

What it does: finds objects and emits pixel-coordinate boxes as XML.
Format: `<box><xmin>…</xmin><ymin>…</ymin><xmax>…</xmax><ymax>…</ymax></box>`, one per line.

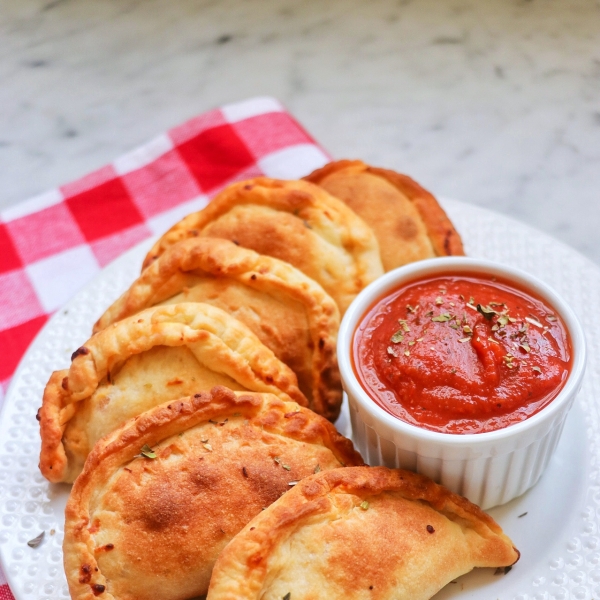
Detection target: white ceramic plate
<box><xmin>1</xmin><ymin>199</ymin><xmax>599</xmax><ymax>600</ymax></box>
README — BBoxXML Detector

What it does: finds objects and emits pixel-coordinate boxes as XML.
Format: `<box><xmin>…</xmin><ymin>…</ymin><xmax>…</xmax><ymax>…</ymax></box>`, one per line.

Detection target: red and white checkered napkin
<box><xmin>0</xmin><ymin>571</ymin><xmax>12</xmax><ymax>600</ymax></box>
<box><xmin>0</xmin><ymin>96</ymin><xmax>330</xmax><ymax>599</ymax></box>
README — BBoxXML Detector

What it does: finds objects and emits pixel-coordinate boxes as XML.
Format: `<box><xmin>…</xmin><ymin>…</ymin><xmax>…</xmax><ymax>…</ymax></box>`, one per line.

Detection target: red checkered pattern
<box><xmin>0</xmin><ymin>96</ymin><xmax>330</xmax><ymax>599</ymax></box>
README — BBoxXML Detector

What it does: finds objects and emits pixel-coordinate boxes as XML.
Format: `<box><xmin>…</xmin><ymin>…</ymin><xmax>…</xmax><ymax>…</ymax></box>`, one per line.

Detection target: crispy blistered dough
<box><xmin>39</xmin><ymin>303</ymin><xmax>307</xmax><ymax>483</ymax></box>
<box><xmin>142</xmin><ymin>178</ymin><xmax>384</xmax><ymax>314</ymax></box>
<box><xmin>305</xmin><ymin>160</ymin><xmax>465</xmax><ymax>271</ymax></box>
<box><xmin>207</xmin><ymin>466</ymin><xmax>520</xmax><ymax>600</ymax></box>
<box><xmin>63</xmin><ymin>387</ymin><xmax>364</xmax><ymax>600</ymax></box>
<box><xmin>94</xmin><ymin>237</ymin><xmax>342</xmax><ymax>421</ymax></box>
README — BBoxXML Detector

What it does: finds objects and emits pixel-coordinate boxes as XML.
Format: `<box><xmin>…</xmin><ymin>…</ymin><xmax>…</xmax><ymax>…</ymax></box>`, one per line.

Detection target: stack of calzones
<box><xmin>37</xmin><ymin>163</ymin><xmax>518</xmax><ymax>600</ymax></box>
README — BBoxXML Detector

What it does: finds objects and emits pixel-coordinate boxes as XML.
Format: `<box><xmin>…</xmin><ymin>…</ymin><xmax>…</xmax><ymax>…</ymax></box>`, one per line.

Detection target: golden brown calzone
<box><xmin>305</xmin><ymin>160</ymin><xmax>465</xmax><ymax>271</ymax></box>
<box><xmin>94</xmin><ymin>237</ymin><xmax>342</xmax><ymax>421</ymax></box>
<box><xmin>63</xmin><ymin>387</ymin><xmax>364</xmax><ymax>600</ymax></box>
<box><xmin>207</xmin><ymin>466</ymin><xmax>519</xmax><ymax>600</ymax></box>
<box><xmin>141</xmin><ymin>177</ymin><xmax>384</xmax><ymax>314</ymax></box>
<box><xmin>39</xmin><ymin>303</ymin><xmax>306</xmax><ymax>483</ymax></box>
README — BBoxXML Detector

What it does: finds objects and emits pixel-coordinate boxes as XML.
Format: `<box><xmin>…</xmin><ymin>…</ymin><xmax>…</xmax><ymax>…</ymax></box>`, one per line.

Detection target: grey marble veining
<box><xmin>1</xmin><ymin>0</ymin><xmax>599</xmax><ymax>264</ymax></box>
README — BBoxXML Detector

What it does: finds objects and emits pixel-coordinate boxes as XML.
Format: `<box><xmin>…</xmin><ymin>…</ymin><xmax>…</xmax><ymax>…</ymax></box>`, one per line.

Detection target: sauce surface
<box><xmin>353</xmin><ymin>275</ymin><xmax>571</xmax><ymax>433</ymax></box>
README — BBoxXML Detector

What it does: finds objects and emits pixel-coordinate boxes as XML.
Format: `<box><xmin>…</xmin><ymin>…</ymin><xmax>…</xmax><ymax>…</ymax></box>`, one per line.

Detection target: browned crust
<box><xmin>207</xmin><ymin>466</ymin><xmax>519</xmax><ymax>599</ymax></box>
<box><xmin>38</xmin><ymin>370</ymin><xmax>71</xmax><ymax>482</ymax></box>
<box><xmin>140</xmin><ymin>177</ymin><xmax>383</xmax><ymax>314</ymax></box>
<box><xmin>297</xmin><ymin>467</ymin><xmax>515</xmax><ymax>537</ymax></box>
<box><xmin>39</xmin><ymin>303</ymin><xmax>307</xmax><ymax>483</ymax></box>
<box><xmin>305</xmin><ymin>160</ymin><xmax>465</xmax><ymax>257</ymax></box>
<box><xmin>304</xmin><ymin>159</ymin><xmax>364</xmax><ymax>185</ymax></box>
<box><xmin>63</xmin><ymin>386</ymin><xmax>364</xmax><ymax>600</ymax></box>
<box><xmin>143</xmin><ymin>177</ymin><xmax>374</xmax><ymax>268</ymax></box>
<box><xmin>93</xmin><ymin>237</ymin><xmax>342</xmax><ymax>421</ymax></box>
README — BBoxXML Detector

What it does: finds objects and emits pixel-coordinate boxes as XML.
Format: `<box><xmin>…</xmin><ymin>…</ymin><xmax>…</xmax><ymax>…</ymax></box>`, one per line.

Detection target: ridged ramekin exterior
<box><xmin>339</xmin><ymin>258</ymin><xmax>586</xmax><ymax>510</ymax></box>
<box><xmin>347</xmin><ymin>389</ymin><xmax>576</xmax><ymax>509</ymax></box>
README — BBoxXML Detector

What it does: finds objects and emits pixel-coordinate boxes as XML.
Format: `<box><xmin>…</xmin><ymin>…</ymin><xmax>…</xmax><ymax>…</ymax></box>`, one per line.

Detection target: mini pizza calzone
<box><xmin>39</xmin><ymin>303</ymin><xmax>306</xmax><ymax>483</ymax></box>
<box><xmin>94</xmin><ymin>237</ymin><xmax>342</xmax><ymax>420</ymax></box>
<box><xmin>142</xmin><ymin>177</ymin><xmax>384</xmax><ymax>314</ymax></box>
<box><xmin>305</xmin><ymin>160</ymin><xmax>465</xmax><ymax>271</ymax></box>
<box><xmin>207</xmin><ymin>466</ymin><xmax>519</xmax><ymax>600</ymax></box>
<box><xmin>63</xmin><ymin>387</ymin><xmax>364</xmax><ymax>600</ymax></box>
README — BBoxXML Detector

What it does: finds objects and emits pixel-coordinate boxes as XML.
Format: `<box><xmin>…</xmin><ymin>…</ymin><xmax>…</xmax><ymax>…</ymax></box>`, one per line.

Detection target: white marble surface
<box><xmin>1</xmin><ymin>0</ymin><xmax>599</xmax><ymax>264</ymax></box>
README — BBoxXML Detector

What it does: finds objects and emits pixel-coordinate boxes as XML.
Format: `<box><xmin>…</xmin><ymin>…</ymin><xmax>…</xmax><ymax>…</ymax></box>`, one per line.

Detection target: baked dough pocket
<box><xmin>305</xmin><ymin>159</ymin><xmax>465</xmax><ymax>272</ymax></box>
<box><xmin>63</xmin><ymin>386</ymin><xmax>364</xmax><ymax>600</ymax></box>
<box><xmin>38</xmin><ymin>302</ymin><xmax>307</xmax><ymax>483</ymax></box>
<box><xmin>207</xmin><ymin>466</ymin><xmax>520</xmax><ymax>600</ymax></box>
<box><xmin>94</xmin><ymin>237</ymin><xmax>342</xmax><ymax>421</ymax></box>
<box><xmin>141</xmin><ymin>177</ymin><xmax>384</xmax><ymax>314</ymax></box>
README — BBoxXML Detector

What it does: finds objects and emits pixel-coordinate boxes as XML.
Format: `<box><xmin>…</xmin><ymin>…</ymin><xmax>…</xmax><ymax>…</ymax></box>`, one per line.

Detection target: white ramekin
<box><xmin>338</xmin><ymin>257</ymin><xmax>586</xmax><ymax>509</ymax></box>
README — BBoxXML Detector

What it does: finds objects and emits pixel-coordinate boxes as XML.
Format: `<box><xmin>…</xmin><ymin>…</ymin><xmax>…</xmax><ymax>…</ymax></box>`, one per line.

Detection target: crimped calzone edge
<box><xmin>305</xmin><ymin>159</ymin><xmax>465</xmax><ymax>272</ymax></box>
<box><xmin>39</xmin><ymin>302</ymin><xmax>306</xmax><ymax>483</ymax></box>
<box><xmin>207</xmin><ymin>466</ymin><xmax>519</xmax><ymax>600</ymax></box>
<box><xmin>63</xmin><ymin>386</ymin><xmax>364</xmax><ymax>600</ymax></box>
<box><xmin>93</xmin><ymin>236</ymin><xmax>342</xmax><ymax>421</ymax></box>
<box><xmin>141</xmin><ymin>177</ymin><xmax>384</xmax><ymax>314</ymax></box>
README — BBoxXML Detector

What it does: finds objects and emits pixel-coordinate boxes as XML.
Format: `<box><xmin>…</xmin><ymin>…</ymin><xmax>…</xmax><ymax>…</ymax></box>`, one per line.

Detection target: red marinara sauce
<box><xmin>353</xmin><ymin>274</ymin><xmax>572</xmax><ymax>434</ymax></box>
